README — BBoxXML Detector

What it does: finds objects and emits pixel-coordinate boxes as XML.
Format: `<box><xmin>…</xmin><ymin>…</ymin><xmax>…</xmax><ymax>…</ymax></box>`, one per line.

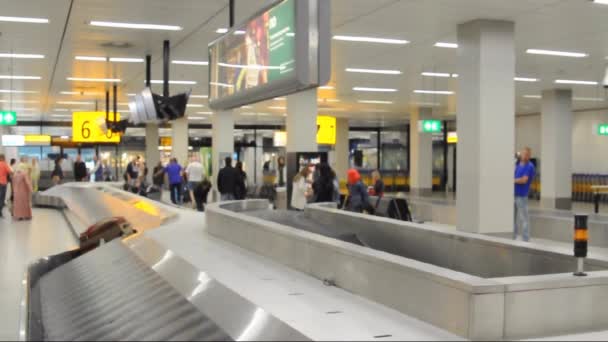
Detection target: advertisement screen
<box><xmin>209</xmin><ymin>0</ymin><xmax>296</xmax><ymax>102</ymax></box>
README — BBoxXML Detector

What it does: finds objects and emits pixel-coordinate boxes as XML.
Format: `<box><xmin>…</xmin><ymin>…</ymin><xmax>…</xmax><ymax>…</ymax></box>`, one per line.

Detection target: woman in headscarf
<box><xmin>13</xmin><ymin>157</ymin><xmax>33</xmax><ymax>220</ymax></box>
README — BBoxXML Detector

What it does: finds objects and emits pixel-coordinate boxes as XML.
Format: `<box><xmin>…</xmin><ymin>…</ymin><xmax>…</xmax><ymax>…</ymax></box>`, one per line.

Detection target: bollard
<box><xmin>574</xmin><ymin>214</ymin><xmax>588</xmax><ymax>277</ymax></box>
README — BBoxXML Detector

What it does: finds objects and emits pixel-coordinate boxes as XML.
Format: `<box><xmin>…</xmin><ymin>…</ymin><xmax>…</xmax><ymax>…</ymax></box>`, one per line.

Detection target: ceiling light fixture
<box><xmin>172</xmin><ymin>60</ymin><xmax>209</xmax><ymax>66</ymax></box>
<box><xmin>526</xmin><ymin>49</ymin><xmax>588</xmax><ymax>58</ymax></box>
<box><xmin>555</xmin><ymin>79</ymin><xmax>598</xmax><ymax>85</ymax></box>
<box><xmin>89</xmin><ymin>21</ymin><xmax>182</xmax><ymax>31</ymax></box>
<box><xmin>593</xmin><ymin>0</ymin><xmax>608</xmax><ymax>4</ymax></box>
<box><xmin>75</xmin><ymin>56</ymin><xmax>107</xmax><ymax>62</ymax></box>
<box><xmin>353</xmin><ymin>87</ymin><xmax>398</xmax><ymax>92</ymax></box>
<box><xmin>57</xmin><ymin>101</ymin><xmax>95</xmax><ymax>105</ymax></box>
<box><xmin>149</xmin><ymin>80</ymin><xmax>196</xmax><ymax>85</ymax></box>
<box><xmin>434</xmin><ymin>42</ymin><xmax>458</xmax><ymax>49</ymax></box>
<box><xmin>523</xmin><ymin>95</ymin><xmax>541</xmax><ymax>99</ymax></box>
<box><xmin>0</xmin><ymin>89</ymin><xmax>38</xmax><ymax>94</ymax></box>
<box><xmin>346</xmin><ymin>68</ymin><xmax>401</xmax><ymax>75</ymax></box>
<box><xmin>0</xmin><ymin>75</ymin><xmax>41</xmax><ymax>80</ymax></box>
<box><xmin>333</xmin><ymin>35</ymin><xmax>409</xmax><ymax>45</ymax></box>
<box><xmin>216</xmin><ymin>28</ymin><xmax>246</xmax><ymax>35</ymax></box>
<box><xmin>515</xmin><ymin>77</ymin><xmax>539</xmax><ymax>82</ymax></box>
<box><xmin>422</xmin><ymin>72</ymin><xmax>451</xmax><ymax>78</ymax></box>
<box><xmin>414</xmin><ymin>90</ymin><xmax>454</xmax><ymax>95</ymax></box>
<box><xmin>274</xmin><ymin>97</ymin><xmax>286</xmax><ymax>101</ymax></box>
<box><xmin>68</xmin><ymin>77</ymin><xmax>121</xmax><ymax>83</ymax></box>
<box><xmin>0</xmin><ymin>16</ymin><xmax>49</xmax><ymax>24</ymax></box>
<box><xmin>190</xmin><ymin>95</ymin><xmax>208</xmax><ymax>99</ymax></box>
<box><xmin>358</xmin><ymin>100</ymin><xmax>393</xmax><ymax>104</ymax></box>
<box><xmin>319</xmin><ymin>85</ymin><xmax>334</xmax><ymax>90</ymax></box>
<box><xmin>574</xmin><ymin>97</ymin><xmax>605</xmax><ymax>101</ymax></box>
<box><xmin>269</xmin><ymin>106</ymin><xmax>287</xmax><ymax>110</ymax></box>
<box><xmin>0</xmin><ymin>53</ymin><xmax>44</xmax><ymax>59</ymax></box>
<box><xmin>196</xmin><ymin>112</ymin><xmax>213</xmax><ymax>115</ymax></box>
<box><xmin>187</xmin><ymin>104</ymin><xmax>205</xmax><ymax>108</ymax></box>
<box><xmin>110</xmin><ymin>57</ymin><xmax>144</xmax><ymax>63</ymax></box>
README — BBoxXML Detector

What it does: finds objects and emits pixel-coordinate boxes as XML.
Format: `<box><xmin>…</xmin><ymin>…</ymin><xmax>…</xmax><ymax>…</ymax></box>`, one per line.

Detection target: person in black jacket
<box><xmin>73</xmin><ymin>154</ymin><xmax>88</xmax><ymax>182</ymax></box>
<box><xmin>234</xmin><ymin>161</ymin><xmax>247</xmax><ymax>200</ymax></box>
<box><xmin>312</xmin><ymin>163</ymin><xmax>335</xmax><ymax>203</ymax></box>
<box><xmin>217</xmin><ymin>157</ymin><xmax>239</xmax><ymax>201</ymax></box>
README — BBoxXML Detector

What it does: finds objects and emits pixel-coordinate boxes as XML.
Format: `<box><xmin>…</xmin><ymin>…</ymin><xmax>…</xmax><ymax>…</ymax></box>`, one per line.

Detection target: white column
<box><xmin>145</xmin><ymin>123</ymin><xmax>159</xmax><ymax>183</ymax></box>
<box><xmin>541</xmin><ymin>89</ymin><xmax>573</xmax><ymax>210</ymax></box>
<box><xmin>409</xmin><ymin>107</ymin><xmax>434</xmax><ymax>196</ymax></box>
<box><xmin>334</xmin><ymin>118</ymin><xmax>349</xmax><ymax>182</ymax></box>
<box><xmin>0</xmin><ymin>126</ymin><xmax>5</xmax><ymax>155</ymax></box>
<box><xmin>212</xmin><ymin>111</ymin><xmax>234</xmax><ymax>199</ymax></box>
<box><xmin>457</xmin><ymin>19</ymin><xmax>515</xmax><ymax>234</ymax></box>
<box><xmin>286</xmin><ymin>88</ymin><xmax>318</xmax><ymax>153</ymax></box>
<box><xmin>171</xmin><ymin>117</ymin><xmax>189</xmax><ymax>167</ymax></box>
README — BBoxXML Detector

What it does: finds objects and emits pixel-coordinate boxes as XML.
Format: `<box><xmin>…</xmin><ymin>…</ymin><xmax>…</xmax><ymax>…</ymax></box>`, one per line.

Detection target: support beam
<box><xmin>334</xmin><ymin>118</ymin><xmax>350</xmax><ymax>183</ymax></box>
<box><xmin>212</xmin><ymin>111</ymin><xmax>235</xmax><ymax>200</ymax></box>
<box><xmin>409</xmin><ymin>107</ymin><xmax>434</xmax><ymax>196</ymax></box>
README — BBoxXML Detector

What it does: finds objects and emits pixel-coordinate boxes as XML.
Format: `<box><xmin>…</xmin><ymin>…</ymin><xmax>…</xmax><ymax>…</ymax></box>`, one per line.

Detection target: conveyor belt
<box><xmin>30</xmin><ymin>241</ymin><xmax>231</xmax><ymax>341</ymax></box>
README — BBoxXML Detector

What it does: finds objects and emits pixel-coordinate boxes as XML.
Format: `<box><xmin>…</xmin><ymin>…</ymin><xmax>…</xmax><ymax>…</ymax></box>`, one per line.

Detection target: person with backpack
<box><xmin>345</xmin><ymin>168</ymin><xmax>373</xmax><ymax>214</ymax></box>
<box><xmin>217</xmin><ymin>157</ymin><xmax>239</xmax><ymax>201</ymax></box>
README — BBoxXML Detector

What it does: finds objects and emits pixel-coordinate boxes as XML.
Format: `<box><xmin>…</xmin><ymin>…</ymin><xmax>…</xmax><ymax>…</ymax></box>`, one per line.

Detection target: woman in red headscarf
<box><xmin>345</xmin><ymin>169</ymin><xmax>372</xmax><ymax>213</ymax></box>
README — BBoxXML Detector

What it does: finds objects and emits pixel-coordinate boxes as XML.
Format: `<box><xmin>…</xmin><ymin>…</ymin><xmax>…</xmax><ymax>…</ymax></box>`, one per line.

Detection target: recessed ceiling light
<box><xmin>241</xmin><ymin>112</ymin><xmax>257</xmax><ymax>116</ymax></box>
<box><xmin>0</xmin><ymin>100</ymin><xmax>39</xmax><ymax>104</ymax></box>
<box><xmin>0</xmin><ymin>75</ymin><xmax>41</xmax><ymax>80</ymax></box>
<box><xmin>57</xmin><ymin>101</ymin><xmax>95</xmax><ymax>105</ymax></box>
<box><xmin>187</xmin><ymin>104</ymin><xmax>205</xmax><ymax>108</ymax></box>
<box><xmin>274</xmin><ymin>97</ymin><xmax>286</xmax><ymax>101</ymax></box>
<box><xmin>422</xmin><ymin>72</ymin><xmax>451</xmax><ymax>78</ymax></box>
<box><xmin>216</xmin><ymin>28</ymin><xmax>246</xmax><ymax>35</ymax></box>
<box><xmin>526</xmin><ymin>49</ymin><xmax>587</xmax><ymax>58</ymax></box>
<box><xmin>0</xmin><ymin>89</ymin><xmax>38</xmax><ymax>94</ymax></box>
<box><xmin>411</xmin><ymin>102</ymin><xmax>441</xmax><ymax>107</ymax></box>
<box><xmin>434</xmin><ymin>42</ymin><xmax>458</xmax><ymax>49</ymax></box>
<box><xmin>333</xmin><ymin>35</ymin><xmax>409</xmax><ymax>45</ymax></box>
<box><xmin>241</xmin><ymin>106</ymin><xmax>253</xmax><ymax>109</ymax></box>
<box><xmin>358</xmin><ymin>100</ymin><xmax>393</xmax><ymax>104</ymax></box>
<box><xmin>52</xmin><ymin>114</ymin><xmax>72</xmax><ymax>118</ymax></box>
<box><xmin>191</xmin><ymin>95</ymin><xmax>209</xmax><ymax>99</ymax></box>
<box><xmin>196</xmin><ymin>112</ymin><xmax>213</xmax><ymax>115</ymax></box>
<box><xmin>523</xmin><ymin>95</ymin><xmax>542</xmax><ymax>99</ymax></box>
<box><xmin>189</xmin><ymin>117</ymin><xmax>207</xmax><ymax>120</ymax></box>
<box><xmin>75</xmin><ymin>56</ymin><xmax>107</xmax><ymax>62</ymax></box>
<box><xmin>68</xmin><ymin>77</ymin><xmax>121</xmax><ymax>83</ymax></box>
<box><xmin>346</xmin><ymin>68</ymin><xmax>401</xmax><ymax>75</ymax></box>
<box><xmin>3</xmin><ymin>107</ymin><xmax>35</xmax><ymax>111</ymax></box>
<box><xmin>555</xmin><ymin>79</ymin><xmax>598</xmax><ymax>85</ymax></box>
<box><xmin>0</xmin><ymin>53</ymin><xmax>44</xmax><ymax>59</ymax></box>
<box><xmin>53</xmin><ymin>109</ymin><xmax>70</xmax><ymax>112</ymax></box>
<box><xmin>110</xmin><ymin>57</ymin><xmax>144</xmax><ymax>63</ymax></box>
<box><xmin>515</xmin><ymin>77</ymin><xmax>539</xmax><ymax>82</ymax></box>
<box><xmin>353</xmin><ymin>87</ymin><xmax>398</xmax><ymax>92</ymax></box>
<box><xmin>149</xmin><ymin>80</ymin><xmax>197</xmax><ymax>85</ymax></box>
<box><xmin>89</xmin><ymin>21</ymin><xmax>182</xmax><ymax>31</ymax></box>
<box><xmin>172</xmin><ymin>60</ymin><xmax>208</xmax><ymax>66</ymax></box>
<box><xmin>0</xmin><ymin>16</ymin><xmax>48</xmax><ymax>24</ymax></box>
<box><xmin>269</xmin><ymin>106</ymin><xmax>287</xmax><ymax>110</ymax></box>
<box><xmin>319</xmin><ymin>85</ymin><xmax>334</xmax><ymax>90</ymax></box>
<box><xmin>414</xmin><ymin>90</ymin><xmax>454</xmax><ymax>95</ymax></box>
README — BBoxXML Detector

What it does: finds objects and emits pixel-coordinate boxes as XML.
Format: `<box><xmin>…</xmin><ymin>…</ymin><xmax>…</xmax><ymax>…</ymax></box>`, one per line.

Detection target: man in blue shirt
<box><xmin>514</xmin><ymin>147</ymin><xmax>536</xmax><ymax>242</ymax></box>
<box><xmin>164</xmin><ymin>158</ymin><xmax>183</xmax><ymax>205</ymax></box>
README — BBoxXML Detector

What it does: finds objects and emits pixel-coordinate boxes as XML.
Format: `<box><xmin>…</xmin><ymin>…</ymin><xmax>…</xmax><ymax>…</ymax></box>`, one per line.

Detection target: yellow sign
<box><xmin>72</xmin><ymin>112</ymin><xmax>121</xmax><ymax>143</ymax></box>
<box><xmin>317</xmin><ymin>115</ymin><xmax>336</xmax><ymax>145</ymax></box>
<box><xmin>160</xmin><ymin>137</ymin><xmax>172</xmax><ymax>146</ymax></box>
<box><xmin>447</xmin><ymin>131</ymin><xmax>458</xmax><ymax>144</ymax></box>
<box><xmin>24</xmin><ymin>135</ymin><xmax>51</xmax><ymax>145</ymax></box>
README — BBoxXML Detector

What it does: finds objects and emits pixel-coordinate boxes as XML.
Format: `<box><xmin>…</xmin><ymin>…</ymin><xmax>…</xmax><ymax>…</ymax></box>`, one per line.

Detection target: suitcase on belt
<box><xmin>79</xmin><ymin>217</ymin><xmax>134</xmax><ymax>252</ymax></box>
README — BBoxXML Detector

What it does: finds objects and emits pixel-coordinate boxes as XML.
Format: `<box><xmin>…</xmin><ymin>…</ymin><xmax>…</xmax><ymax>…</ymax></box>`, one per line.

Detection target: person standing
<box><xmin>73</xmin><ymin>154</ymin><xmax>87</xmax><ymax>182</ymax></box>
<box><xmin>125</xmin><ymin>156</ymin><xmax>140</xmax><ymax>189</ymax></box>
<box><xmin>291</xmin><ymin>167</ymin><xmax>312</xmax><ymax>210</ymax></box>
<box><xmin>217</xmin><ymin>157</ymin><xmax>238</xmax><ymax>201</ymax></box>
<box><xmin>153</xmin><ymin>161</ymin><xmax>165</xmax><ymax>188</ymax></box>
<box><xmin>514</xmin><ymin>147</ymin><xmax>536</xmax><ymax>242</ymax></box>
<box><xmin>185</xmin><ymin>157</ymin><xmax>204</xmax><ymax>209</ymax></box>
<box><xmin>51</xmin><ymin>157</ymin><xmax>64</xmax><ymax>185</ymax></box>
<box><xmin>12</xmin><ymin>160</ymin><xmax>33</xmax><ymax>220</ymax></box>
<box><xmin>345</xmin><ymin>168</ymin><xmax>372</xmax><ymax>213</ymax></box>
<box><xmin>312</xmin><ymin>163</ymin><xmax>335</xmax><ymax>203</ymax></box>
<box><xmin>102</xmin><ymin>160</ymin><xmax>112</xmax><ymax>181</ymax></box>
<box><xmin>0</xmin><ymin>155</ymin><xmax>13</xmax><ymax>217</ymax></box>
<box><xmin>165</xmin><ymin>158</ymin><xmax>183</xmax><ymax>205</ymax></box>
<box><xmin>92</xmin><ymin>155</ymin><xmax>103</xmax><ymax>182</ymax></box>
<box><xmin>8</xmin><ymin>158</ymin><xmax>16</xmax><ymax>206</ymax></box>
<box><xmin>31</xmin><ymin>157</ymin><xmax>40</xmax><ymax>192</ymax></box>
<box><xmin>235</xmin><ymin>161</ymin><xmax>247</xmax><ymax>200</ymax></box>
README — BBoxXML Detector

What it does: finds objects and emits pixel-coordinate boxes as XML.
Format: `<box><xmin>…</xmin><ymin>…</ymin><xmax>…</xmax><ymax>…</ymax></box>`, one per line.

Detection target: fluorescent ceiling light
<box><xmin>0</xmin><ymin>75</ymin><xmax>41</xmax><ymax>80</ymax></box>
<box><xmin>190</xmin><ymin>95</ymin><xmax>208</xmax><ymax>99</ymax></box>
<box><xmin>346</xmin><ymin>68</ymin><xmax>401</xmax><ymax>75</ymax></box>
<box><xmin>0</xmin><ymin>100</ymin><xmax>39</xmax><ymax>104</ymax></box>
<box><xmin>52</xmin><ymin>114</ymin><xmax>72</xmax><ymax>118</ymax></box>
<box><xmin>269</xmin><ymin>106</ymin><xmax>287</xmax><ymax>110</ymax></box>
<box><xmin>241</xmin><ymin>106</ymin><xmax>253</xmax><ymax>109</ymax></box>
<box><xmin>434</xmin><ymin>42</ymin><xmax>458</xmax><ymax>49</ymax></box>
<box><xmin>422</xmin><ymin>72</ymin><xmax>451</xmax><ymax>78</ymax></box>
<box><xmin>210</xmin><ymin>82</ymin><xmax>233</xmax><ymax>88</ymax></box>
<box><xmin>187</xmin><ymin>104</ymin><xmax>205</xmax><ymax>108</ymax></box>
<box><xmin>196</xmin><ymin>112</ymin><xmax>213</xmax><ymax>115</ymax></box>
<box><xmin>75</xmin><ymin>56</ymin><xmax>107</xmax><ymax>62</ymax></box>
<box><xmin>555</xmin><ymin>79</ymin><xmax>598</xmax><ymax>85</ymax></box>
<box><xmin>274</xmin><ymin>97</ymin><xmax>286</xmax><ymax>101</ymax></box>
<box><xmin>318</xmin><ymin>98</ymin><xmax>340</xmax><ymax>103</ymax></box>
<box><xmin>127</xmin><ymin>93</ymin><xmax>136</xmax><ymax>96</ymax></box>
<box><xmin>0</xmin><ymin>16</ymin><xmax>48</xmax><ymax>24</ymax></box>
<box><xmin>353</xmin><ymin>87</ymin><xmax>397</xmax><ymax>92</ymax></box>
<box><xmin>358</xmin><ymin>100</ymin><xmax>393</xmax><ymax>104</ymax></box>
<box><xmin>110</xmin><ymin>57</ymin><xmax>144</xmax><ymax>63</ymax></box>
<box><xmin>218</xmin><ymin>62</ymin><xmax>280</xmax><ymax>70</ymax></box>
<box><xmin>89</xmin><ymin>21</ymin><xmax>182</xmax><ymax>31</ymax></box>
<box><xmin>53</xmin><ymin>109</ymin><xmax>70</xmax><ymax>112</ymax></box>
<box><xmin>0</xmin><ymin>89</ymin><xmax>38</xmax><ymax>94</ymax></box>
<box><xmin>241</xmin><ymin>112</ymin><xmax>257</xmax><ymax>116</ymax></box>
<box><xmin>117</xmin><ymin>102</ymin><xmax>130</xmax><ymax>106</ymax></box>
<box><xmin>414</xmin><ymin>90</ymin><xmax>454</xmax><ymax>95</ymax></box>
<box><xmin>526</xmin><ymin>49</ymin><xmax>587</xmax><ymax>58</ymax></box>
<box><xmin>150</xmin><ymin>80</ymin><xmax>197</xmax><ymax>85</ymax></box>
<box><xmin>189</xmin><ymin>117</ymin><xmax>207</xmax><ymax>120</ymax></box>
<box><xmin>60</xmin><ymin>91</ymin><xmax>100</xmax><ymax>95</ymax></box>
<box><xmin>515</xmin><ymin>77</ymin><xmax>538</xmax><ymax>82</ymax></box>
<box><xmin>333</xmin><ymin>35</ymin><xmax>409</xmax><ymax>45</ymax></box>
<box><xmin>411</xmin><ymin>102</ymin><xmax>441</xmax><ymax>107</ymax></box>
<box><xmin>319</xmin><ymin>85</ymin><xmax>334</xmax><ymax>90</ymax></box>
<box><xmin>57</xmin><ymin>101</ymin><xmax>94</xmax><ymax>105</ymax></box>
<box><xmin>594</xmin><ymin>0</ymin><xmax>608</xmax><ymax>4</ymax></box>
<box><xmin>0</xmin><ymin>53</ymin><xmax>44</xmax><ymax>59</ymax></box>
<box><xmin>523</xmin><ymin>95</ymin><xmax>541</xmax><ymax>99</ymax></box>
<box><xmin>216</xmin><ymin>28</ymin><xmax>246</xmax><ymax>35</ymax></box>
<box><xmin>68</xmin><ymin>77</ymin><xmax>121</xmax><ymax>83</ymax></box>
<box><xmin>574</xmin><ymin>97</ymin><xmax>605</xmax><ymax>101</ymax></box>
<box><xmin>172</xmin><ymin>60</ymin><xmax>208</xmax><ymax>66</ymax></box>
<box><xmin>4</xmin><ymin>108</ymin><xmax>34</xmax><ymax>111</ymax></box>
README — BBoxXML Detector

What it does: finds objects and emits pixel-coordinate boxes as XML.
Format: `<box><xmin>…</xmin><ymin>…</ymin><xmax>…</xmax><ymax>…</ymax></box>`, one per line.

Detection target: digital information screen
<box><xmin>209</xmin><ymin>0</ymin><xmax>329</xmax><ymax>110</ymax></box>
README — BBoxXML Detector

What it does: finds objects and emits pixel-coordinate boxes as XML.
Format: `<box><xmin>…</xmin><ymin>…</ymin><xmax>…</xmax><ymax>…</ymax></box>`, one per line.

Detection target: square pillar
<box><xmin>541</xmin><ymin>89</ymin><xmax>573</xmax><ymax>210</ymax></box>
<box><xmin>409</xmin><ymin>107</ymin><xmax>434</xmax><ymax>196</ymax></box>
<box><xmin>145</xmin><ymin>123</ymin><xmax>160</xmax><ymax>183</ymax></box>
<box><xmin>212</xmin><ymin>111</ymin><xmax>235</xmax><ymax>200</ymax></box>
<box><xmin>457</xmin><ymin>19</ymin><xmax>515</xmax><ymax>234</ymax></box>
<box><xmin>334</xmin><ymin>118</ymin><xmax>349</xmax><ymax>182</ymax></box>
<box><xmin>171</xmin><ymin>117</ymin><xmax>189</xmax><ymax>167</ymax></box>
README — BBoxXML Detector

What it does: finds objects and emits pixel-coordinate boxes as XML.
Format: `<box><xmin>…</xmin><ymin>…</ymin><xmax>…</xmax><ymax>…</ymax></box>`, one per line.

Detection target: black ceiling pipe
<box><xmin>146</xmin><ymin>55</ymin><xmax>152</xmax><ymax>88</ymax></box>
<box><xmin>229</xmin><ymin>0</ymin><xmax>235</xmax><ymax>28</ymax></box>
<box><xmin>113</xmin><ymin>83</ymin><xmax>117</xmax><ymax>121</ymax></box>
<box><xmin>105</xmin><ymin>90</ymin><xmax>110</xmax><ymax>121</ymax></box>
<box><xmin>163</xmin><ymin>40</ymin><xmax>170</xmax><ymax>98</ymax></box>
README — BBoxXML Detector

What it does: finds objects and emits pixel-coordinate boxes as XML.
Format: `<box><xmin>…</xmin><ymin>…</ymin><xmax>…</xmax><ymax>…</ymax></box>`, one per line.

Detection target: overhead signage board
<box><xmin>209</xmin><ymin>0</ymin><xmax>330</xmax><ymax>110</ymax></box>
<box><xmin>0</xmin><ymin>111</ymin><xmax>17</xmax><ymax>126</ymax></box>
<box><xmin>2</xmin><ymin>135</ymin><xmax>25</xmax><ymax>147</ymax></box>
<box><xmin>24</xmin><ymin>135</ymin><xmax>51</xmax><ymax>146</ymax></box>
<box><xmin>72</xmin><ymin>112</ymin><xmax>121</xmax><ymax>143</ymax></box>
<box><xmin>419</xmin><ymin>120</ymin><xmax>442</xmax><ymax>133</ymax></box>
<box><xmin>317</xmin><ymin>116</ymin><xmax>336</xmax><ymax>145</ymax></box>
<box><xmin>598</xmin><ymin>124</ymin><xmax>608</xmax><ymax>136</ymax></box>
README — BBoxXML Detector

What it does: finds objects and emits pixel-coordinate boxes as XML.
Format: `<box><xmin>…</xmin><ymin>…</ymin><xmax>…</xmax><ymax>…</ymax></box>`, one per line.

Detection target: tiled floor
<box><xmin>0</xmin><ymin>208</ymin><xmax>77</xmax><ymax>341</ymax></box>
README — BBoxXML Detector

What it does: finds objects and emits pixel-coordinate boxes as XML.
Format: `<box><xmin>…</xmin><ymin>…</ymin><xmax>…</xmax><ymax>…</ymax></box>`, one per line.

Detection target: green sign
<box><xmin>599</xmin><ymin>124</ymin><xmax>608</xmax><ymax>136</ymax></box>
<box><xmin>420</xmin><ymin>120</ymin><xmax>442</xmax><ymax>133</ymax></box>
<box><xmin>267</xmin><ymin>0</ymin><xmax>296</xmax><ymax>81</ymax></box>
<box><xmin>0</xmin><ymin>111</ymin><xmax>17</xmax><ymax>126</ymax></box>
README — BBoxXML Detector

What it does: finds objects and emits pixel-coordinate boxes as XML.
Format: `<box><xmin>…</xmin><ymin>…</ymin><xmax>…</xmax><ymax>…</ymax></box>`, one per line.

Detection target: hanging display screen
<box><xmin>209</xmin><ymin>0</ymin><xmax>330</xmax><ymax>110</ymax></box>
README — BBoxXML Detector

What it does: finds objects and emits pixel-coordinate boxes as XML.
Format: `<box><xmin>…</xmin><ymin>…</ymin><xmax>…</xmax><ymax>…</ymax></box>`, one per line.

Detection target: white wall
<box><xmin>516</xmin><ymin>109</ymin><xmax>608</xmax><ymax>174</ymax></box>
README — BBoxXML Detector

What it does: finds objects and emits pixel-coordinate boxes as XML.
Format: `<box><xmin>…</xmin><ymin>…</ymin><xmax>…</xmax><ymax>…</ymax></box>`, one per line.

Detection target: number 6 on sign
<box><xmin>72</xmin><ymin>112</ymin><xmax>121</xmax><ymax>143</ymax></box>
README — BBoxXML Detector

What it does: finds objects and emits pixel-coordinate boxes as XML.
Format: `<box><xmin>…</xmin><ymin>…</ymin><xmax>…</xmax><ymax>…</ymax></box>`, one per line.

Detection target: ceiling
<box><xmin>2</xmin><ymin>0</ymin><xmax>608</xmax><ymax>132</ymax></box>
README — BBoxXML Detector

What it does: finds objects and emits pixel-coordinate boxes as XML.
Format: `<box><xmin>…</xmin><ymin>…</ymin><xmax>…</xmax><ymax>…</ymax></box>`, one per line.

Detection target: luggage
<box><xmin>79</xmin><ymin>217</ymin><xmax>134</xmax><ymax>252</ymax></box>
